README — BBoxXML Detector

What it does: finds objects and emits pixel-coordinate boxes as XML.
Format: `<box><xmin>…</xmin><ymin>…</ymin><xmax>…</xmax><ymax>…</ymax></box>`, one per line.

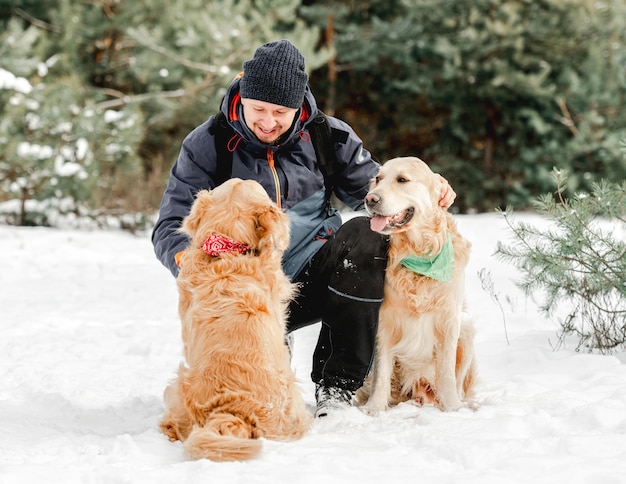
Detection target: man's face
<box><xmin>241</xmin><ymin>98</ymin><xmax>298</xmax><ymax>144</ymax></box>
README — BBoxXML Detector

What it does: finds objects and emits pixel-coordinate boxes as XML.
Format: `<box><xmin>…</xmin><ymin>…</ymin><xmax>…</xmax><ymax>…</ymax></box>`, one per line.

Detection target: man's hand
<box><xmin>436</xmin><ymin>174</ymin><xmax>456</xmax><ymax>209</ymax></box>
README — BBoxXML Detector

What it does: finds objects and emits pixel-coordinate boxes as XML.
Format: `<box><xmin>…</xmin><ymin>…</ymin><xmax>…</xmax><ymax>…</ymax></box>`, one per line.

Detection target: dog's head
<box><xmin>181</xmin><ymin>178</ymin><xmax>290</xmax><ymax>256</ymax></box>
<box><xmin>365</xmin><ymin>156</ymin><xmax>443</xmax><ymax>235</ymax></box>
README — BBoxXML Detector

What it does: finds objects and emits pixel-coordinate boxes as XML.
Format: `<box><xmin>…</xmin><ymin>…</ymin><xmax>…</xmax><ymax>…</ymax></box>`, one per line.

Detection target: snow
<box><xmin>0</xmin><ymin>67</ymin><xmax>32</xmax><ymax>94</ymax></box>
<box><xmin>1</xmin><ymin>212</ymin><xmax>626</xmax><ymax>484</ymax></box>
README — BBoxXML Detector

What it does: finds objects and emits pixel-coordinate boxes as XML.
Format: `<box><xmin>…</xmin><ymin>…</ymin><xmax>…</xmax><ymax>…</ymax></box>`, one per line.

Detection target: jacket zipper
<box><xmin>266</xmin><ymin>147</ymin><xmax>282</xmax><ymax>209</ymax></box>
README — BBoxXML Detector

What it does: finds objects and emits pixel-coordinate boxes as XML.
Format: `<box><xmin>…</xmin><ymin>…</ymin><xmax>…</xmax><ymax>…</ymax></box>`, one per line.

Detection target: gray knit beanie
<box><xmin>240</xmin><ymin>40</ymin><xmax>308</xmax><ymax>109</ymax></box>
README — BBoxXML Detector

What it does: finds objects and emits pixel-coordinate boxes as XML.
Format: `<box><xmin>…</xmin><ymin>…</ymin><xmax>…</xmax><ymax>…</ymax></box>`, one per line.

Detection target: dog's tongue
<box><xmin>370</xmin><ymin>216</ymin><xmax>390</xmax><ymax>232</ymax></box>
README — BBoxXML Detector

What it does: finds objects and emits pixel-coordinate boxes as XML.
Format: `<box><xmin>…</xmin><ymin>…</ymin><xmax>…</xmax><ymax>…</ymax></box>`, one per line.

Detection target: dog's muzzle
<box><xmin>365</xmin><ymin>192</ymin><xmax>415</xmax><ymax>232</ymax></box>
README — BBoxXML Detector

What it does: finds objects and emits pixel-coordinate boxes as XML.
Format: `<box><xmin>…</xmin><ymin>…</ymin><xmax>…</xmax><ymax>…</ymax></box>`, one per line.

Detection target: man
<box><xmin>152</xmin><ymin>39</ymin><xmax>455</xmax><ymax>417</ymax></box>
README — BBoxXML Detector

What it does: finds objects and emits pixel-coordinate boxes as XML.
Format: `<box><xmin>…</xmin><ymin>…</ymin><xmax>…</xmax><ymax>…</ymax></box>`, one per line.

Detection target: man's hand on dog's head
<box><xmin>437</xmin><ymin>174</ymin><xmax>456</xmax><ymax>209</ymax></box>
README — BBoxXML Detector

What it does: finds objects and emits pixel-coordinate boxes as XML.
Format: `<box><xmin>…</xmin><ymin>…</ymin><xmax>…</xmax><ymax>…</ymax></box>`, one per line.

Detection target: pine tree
<box><xmin>64</xmin><ymin>0</ymin><xmax>330</xmax><ymax>208</ymax></box>
<box><xmin>302</xmin><ymin>0</ymin><xmax>626</xmax><ymax>212</ymax></box>
<box><xmin>1</xmin><ymin>0</ymin><xmax>328</xmax><ymax>225</ymax></box>
<box><xmin>496</xmin><ymin>168</ymin><xmax>626</xmax><ymax>354</ymax></box>
<box><xmin>0</xmin><ymin>15</ymin><xmax>143</xmax><ymax>226</ymax></box>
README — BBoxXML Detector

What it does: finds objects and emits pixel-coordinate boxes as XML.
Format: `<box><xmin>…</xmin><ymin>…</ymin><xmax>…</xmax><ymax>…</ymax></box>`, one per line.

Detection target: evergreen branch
<box><xmin>553</xmin><ymin>168</ymin><xmax>569</xmax><ymax>207</ymax></box>
<box><xmin>13</xmin><ymin>8</ymin><xmax>62</xmax><ymax>33</ymax></box>
<box><xmin>555</xmin><ymin>98</ymin><xmax>579</xmax><ymax>137</ymax></box>
<box><xmin>132</xmin><ymin>41</ymin><xmax>216</xmax><ymax>72</ymax></box>
<box><xmin>558</xmin><ymin>249</ymin><xmax>623</xmax><ymax>292</ymax></box>
<box><xmin>497</xmin><ymin>208</ymin><xmax>544</xmax><ymax>257</ymax></box>
<box><xmin>125</xmin><ymin>30</ymin><xmax>248</xmax><ymax>74</ymax></box>
<box><xmin>550</xmin><ymin>169</ymin><xmax>626</xmax><ymax>291</ymax></box>
<box><xmin>554</xmin><ymin>279</ymin><xmax>624</xmax><ymax>316</ymax></box>
<box><xmin>95</xmin><ymin>89</ymin><xmax>186</xmax><ymax>109</ymax></box>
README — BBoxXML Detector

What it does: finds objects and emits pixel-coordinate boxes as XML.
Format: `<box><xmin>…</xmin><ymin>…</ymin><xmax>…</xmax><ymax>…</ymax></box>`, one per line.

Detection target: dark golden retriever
<box><xmin>160</xmin><ymin>178</ymin><xmax>310</xmax><ymax>461</ymax></box>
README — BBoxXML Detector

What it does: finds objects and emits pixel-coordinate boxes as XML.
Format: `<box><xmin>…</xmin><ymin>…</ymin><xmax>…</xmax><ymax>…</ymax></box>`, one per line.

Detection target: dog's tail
<box><xmin>183</xmin><ymin>412</ymin><xmax>261</xmax><ymax>462</ymax></box>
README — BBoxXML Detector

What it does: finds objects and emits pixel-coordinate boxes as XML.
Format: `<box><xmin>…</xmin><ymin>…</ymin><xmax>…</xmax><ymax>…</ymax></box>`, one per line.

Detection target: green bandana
<box><xmin>400</xmin><ymin>235</ymin><xmax>454</xmax><ymax>282</ymax></box>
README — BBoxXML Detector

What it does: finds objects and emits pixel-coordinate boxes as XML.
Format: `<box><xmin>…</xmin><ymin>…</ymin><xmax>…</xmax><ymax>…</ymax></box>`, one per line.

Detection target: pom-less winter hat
<box><xmin>239</xmin><ymin>40</ymin><xmax>308</xmax><ymax>109</ymax></box>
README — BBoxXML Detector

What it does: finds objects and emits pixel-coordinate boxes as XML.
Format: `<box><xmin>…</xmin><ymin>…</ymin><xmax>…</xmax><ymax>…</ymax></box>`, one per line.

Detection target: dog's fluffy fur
<box><xmin>160</xmin><ymin>178</ymin><xmax>310</xmax><ymax>461</ymax></box>
<box><xmin>356</xmin><ymin>157</ymin><xmax>477</xmax><ymax>413</ymax></box>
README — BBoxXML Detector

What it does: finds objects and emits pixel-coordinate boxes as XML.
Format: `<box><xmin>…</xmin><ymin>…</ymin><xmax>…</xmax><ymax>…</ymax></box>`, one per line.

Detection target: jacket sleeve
<box><xmin>151</xmin><ymin>118</ymin><xmax>218</xmax><ymax>277</ymax></box>
<box><xmin>326</xmin><ymin>116</ymin><xmax>380</xmax><ymax>211</ymax></box>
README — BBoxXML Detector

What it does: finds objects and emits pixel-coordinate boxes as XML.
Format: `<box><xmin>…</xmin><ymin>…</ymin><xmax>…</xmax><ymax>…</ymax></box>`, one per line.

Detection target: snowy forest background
<box><xmin>1</xmin><ymin>0</ymin><xmax>626</xmax><ymax>228</ymax></box>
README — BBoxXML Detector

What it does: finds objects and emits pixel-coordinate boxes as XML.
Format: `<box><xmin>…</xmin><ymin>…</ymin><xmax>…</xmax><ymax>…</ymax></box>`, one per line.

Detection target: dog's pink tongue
<box><xmin>370</xmin><ymin>216</ymin><xmax>390</xmax><ymax>232</ymax></box>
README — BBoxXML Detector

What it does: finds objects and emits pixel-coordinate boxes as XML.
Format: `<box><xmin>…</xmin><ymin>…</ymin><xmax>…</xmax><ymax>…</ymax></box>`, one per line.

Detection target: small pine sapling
<box><xmin>495</xmin><ymin>169</ymin><xmax>626</xmax><ymax>354</ymax></box>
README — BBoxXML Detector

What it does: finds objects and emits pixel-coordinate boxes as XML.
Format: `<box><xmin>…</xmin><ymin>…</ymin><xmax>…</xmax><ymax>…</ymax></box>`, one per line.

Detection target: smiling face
<box><xmin>241</xmin><ymin>98</ymin><xmax>298</xmax><ymax>144</ymax></box>
<box><xmin>365</xmin><ymin>157</ymin><xmax>440</xmax><ymax>234</ymax></box>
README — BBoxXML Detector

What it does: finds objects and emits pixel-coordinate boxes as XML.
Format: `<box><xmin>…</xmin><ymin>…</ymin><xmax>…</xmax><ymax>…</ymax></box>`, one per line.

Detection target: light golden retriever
<box><xmin>356</xmin><ymin>157</ymin><xmax>476</xmax><ymax>414</ymax></box>
<box><xmin>160</xmin><ymin>178</ymin><xmax>310</xmax><ymax>461</ymax></box>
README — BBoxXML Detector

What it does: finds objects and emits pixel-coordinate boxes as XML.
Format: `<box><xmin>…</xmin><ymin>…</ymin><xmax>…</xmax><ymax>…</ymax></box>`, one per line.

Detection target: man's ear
<box><xmin>181</xmin><ymin>190</ymin><xmax>212</xmax><ymax>236</ymax></box>
<box><xmin>255</xmin><ymin>206</ymin><xmax>290</xmax><ymax>254</ymax></box>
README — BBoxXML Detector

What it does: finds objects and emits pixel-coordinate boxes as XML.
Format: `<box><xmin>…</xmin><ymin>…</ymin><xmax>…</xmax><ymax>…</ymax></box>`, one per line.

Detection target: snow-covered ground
<box><xmin>1</xmin><ymin>212</ymin><xmax>625</xmax><ymax>484</ymax></box>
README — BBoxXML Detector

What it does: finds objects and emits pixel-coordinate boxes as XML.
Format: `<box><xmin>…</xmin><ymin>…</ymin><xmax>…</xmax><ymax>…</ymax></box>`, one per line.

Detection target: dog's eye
<box><xmin>374</xmin><ymin>176</ymin><xmax>381</xmax><ymax>185</ymax></box>
<box><xmin>397</xmin><ymin>176</ymin><xmax>409</xmax><ymax>183</ymax></box>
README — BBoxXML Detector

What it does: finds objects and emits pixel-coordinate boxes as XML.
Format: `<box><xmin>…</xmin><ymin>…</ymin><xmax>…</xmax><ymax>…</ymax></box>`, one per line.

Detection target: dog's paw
<box><xmin>464</xmin><ymin>399</ymin><xmax>480</xmax><ymax>412</ymax></box>
<box><xmin>359</xmin><ymin>402</ymin><xmax>387</xmax><ymax>416</ymax></box>
<box><xmin>436</xmin><ymin>397</ymin><xmax>464</xmax><ymax>412</ymax></box>
<box><xmin>160</xmin><ymin>420</ymin><xmax>182</xmax><ymax>442</ymax></box>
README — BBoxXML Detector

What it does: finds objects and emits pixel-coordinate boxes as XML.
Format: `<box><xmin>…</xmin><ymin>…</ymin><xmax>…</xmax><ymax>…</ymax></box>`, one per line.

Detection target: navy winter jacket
<box><xmin>151</xmin><ymin>77</ymin><xmax>380</xmax><ymax>279</ymax></box>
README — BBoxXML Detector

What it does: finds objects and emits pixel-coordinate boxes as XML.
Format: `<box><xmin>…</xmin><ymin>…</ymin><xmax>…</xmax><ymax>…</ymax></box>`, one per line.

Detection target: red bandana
<box><xmin>201</xmin><ymin>234</ymin><xmax>250</xmax><ymax>257</ymax></box>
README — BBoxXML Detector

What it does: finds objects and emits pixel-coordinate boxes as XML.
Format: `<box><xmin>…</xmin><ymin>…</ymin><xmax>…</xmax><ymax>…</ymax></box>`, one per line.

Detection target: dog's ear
<box><xmin>255</xmin><ymin>205</ymin><xmax>290</xmax><ymax>254</ymax></box>
<box><xmin>181</xmin><ymin>190</ymin><xmax>212</xmax><ymax>237</ymax></box>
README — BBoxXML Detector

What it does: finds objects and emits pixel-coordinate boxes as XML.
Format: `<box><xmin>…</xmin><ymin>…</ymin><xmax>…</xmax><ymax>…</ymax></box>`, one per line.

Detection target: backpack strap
<box><xmin>207</xmin><ymin>111</ymin><xmax>235</xmax><ymax>187</ymax></box>
<box><xmin>309</xmin><ymin>112</ymin><xmax>342</xmax><ymax>205</ymax></box>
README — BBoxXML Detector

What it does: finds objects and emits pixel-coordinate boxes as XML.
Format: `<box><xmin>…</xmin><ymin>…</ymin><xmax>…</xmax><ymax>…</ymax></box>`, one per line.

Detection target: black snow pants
<box><xmin>287</xmin><ymin>216</ymin><xmax>390</xmax><ymax>392</ymax></box>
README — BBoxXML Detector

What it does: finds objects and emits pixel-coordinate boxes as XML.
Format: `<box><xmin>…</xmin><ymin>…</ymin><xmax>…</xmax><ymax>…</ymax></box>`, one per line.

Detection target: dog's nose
<box><xmin>365</xmin><ymin>192</ymin><xmax>381</xmax><ymax>208</ymax></box>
